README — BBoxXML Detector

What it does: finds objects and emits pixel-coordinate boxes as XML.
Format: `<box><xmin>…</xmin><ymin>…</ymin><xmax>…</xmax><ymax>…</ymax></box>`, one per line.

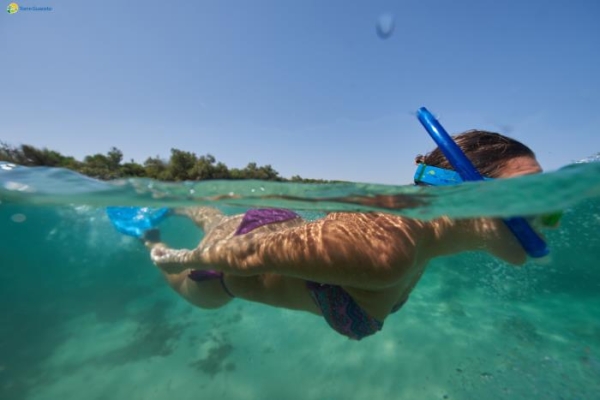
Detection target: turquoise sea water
<box><xmin>1</xmin><ymin>160</ymin><xmax>600</xmax><ymax>400</ymax></box>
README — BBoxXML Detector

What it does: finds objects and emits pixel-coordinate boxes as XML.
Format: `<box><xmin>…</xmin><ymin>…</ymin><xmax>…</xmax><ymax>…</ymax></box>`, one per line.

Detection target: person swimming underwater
<box><xmin>141</xmin><ymin>126</ymin><xmax>559</xmax><ymax>340</ymax></box>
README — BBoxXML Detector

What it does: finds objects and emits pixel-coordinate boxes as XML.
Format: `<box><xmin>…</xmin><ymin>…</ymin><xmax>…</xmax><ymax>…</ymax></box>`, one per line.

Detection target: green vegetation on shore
<box><xmin>0</xmin><ymin>142</ymin><xmax>328</xmax><ymax>183</ymax></box>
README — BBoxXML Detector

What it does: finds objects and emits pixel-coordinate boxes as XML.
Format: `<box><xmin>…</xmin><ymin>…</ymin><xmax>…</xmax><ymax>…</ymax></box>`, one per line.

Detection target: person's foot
<box><xmin>151</xmin><ymin>247</ymin><xmax>195</xmax><ymax>274</ymax></box>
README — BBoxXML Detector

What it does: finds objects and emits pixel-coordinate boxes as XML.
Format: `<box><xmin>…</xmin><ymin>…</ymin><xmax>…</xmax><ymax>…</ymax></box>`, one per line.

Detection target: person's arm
<box><xmin>153</xmin><ymin>213</ymin><xmax>420</xmax><ymax>290</ymax></box>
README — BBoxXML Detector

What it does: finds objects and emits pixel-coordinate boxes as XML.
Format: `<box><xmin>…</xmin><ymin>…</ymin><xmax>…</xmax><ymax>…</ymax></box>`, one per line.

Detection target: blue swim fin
<box><xmin>106</xmin><ymin>206</ymin><xmax>170</xmax><ymax>238</ymax></box>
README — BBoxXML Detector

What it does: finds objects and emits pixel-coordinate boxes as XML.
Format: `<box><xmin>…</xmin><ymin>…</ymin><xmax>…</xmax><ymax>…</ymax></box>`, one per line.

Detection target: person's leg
<box><xmin>144</xmin><ymin>231</ymin><xmax>233</xmax><ymax>309</ymax></box>
<box><xmin>172</xmin><ymin>207</ymin><xmax>225</xmax><ymax>232</ymax></box>
<box><xmin>147</xmin><ymin>208</ymin><xmax>307</xmax><ymax>310</ymax></box>
<box><xmin>222</xmin><ymin>273</ymin><xmax>321</xmax><ymax>315</ymax></box>
<box><xmin>180</xmin><ymin>270</ymin><xmax>234</xmax><ymax>309</ymax></box>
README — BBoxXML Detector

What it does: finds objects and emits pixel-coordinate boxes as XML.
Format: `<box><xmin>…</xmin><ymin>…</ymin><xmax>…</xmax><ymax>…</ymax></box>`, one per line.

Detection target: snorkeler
<box><xmin>117</xmin><ymin>111</ymin><xmax>561</xmax><ymax>340</ymax></box>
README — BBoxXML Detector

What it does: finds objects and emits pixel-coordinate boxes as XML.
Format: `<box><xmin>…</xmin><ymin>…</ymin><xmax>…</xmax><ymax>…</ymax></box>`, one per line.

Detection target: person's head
<box><xmin>415</xmin><ymin>130</ymin><xmax>540</xmax><ymax>178</ymax></box>
<box><xmin>415</xmin><ymin>130</ymin><xmax>554</xmax><ymax>265</ymax></box>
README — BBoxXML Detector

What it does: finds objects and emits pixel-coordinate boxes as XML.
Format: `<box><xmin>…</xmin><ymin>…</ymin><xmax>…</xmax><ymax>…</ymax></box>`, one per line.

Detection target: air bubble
<box><xmin>4</xmin><ymin>181</ymin><xmax>30</xmax><ymax>191</ymax></box>
<box><xmin>376</xmin><ymin>13</ymin><xmax>395</xmax><ymax>40</ymax></box>
<box><xmin>532</xmin><ymin>255</ymin><xmax>552</xmax><ymax>266</ymax></box>
<box><xmin>11</xmin><ymin>214</ymin><xmax>26</xmax><ymax>223</ymax></box>
<box><xmin>0</xmin><ymin>163</ymin><xmax>16</xmax><ymax>171</ymax></box>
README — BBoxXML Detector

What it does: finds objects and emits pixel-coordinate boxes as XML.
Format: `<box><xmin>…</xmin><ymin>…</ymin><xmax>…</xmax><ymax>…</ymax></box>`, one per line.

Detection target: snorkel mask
<box><xmin>414</xmin><ymin>163</ymin><xmax>562</xmax><ymax>229</ymax></box>
<box><xmin>414</xmin><ymin>107</ymin><xmax>561</xmax><ymax>258</ymax></box>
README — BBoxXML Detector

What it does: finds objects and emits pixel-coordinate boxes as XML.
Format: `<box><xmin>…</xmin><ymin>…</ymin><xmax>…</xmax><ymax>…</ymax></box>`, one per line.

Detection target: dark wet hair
<box><xmin>414</xmin><ymin>130</ymin><xmax>535</xmax><ymax>178</ymax></box>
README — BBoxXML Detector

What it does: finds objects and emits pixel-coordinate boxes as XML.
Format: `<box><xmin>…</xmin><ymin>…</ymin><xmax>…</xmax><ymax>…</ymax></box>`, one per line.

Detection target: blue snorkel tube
<box><xmin>416</xmin><ymin>107</ymin><xmax>549</xmax><ymax>258</ymax></box>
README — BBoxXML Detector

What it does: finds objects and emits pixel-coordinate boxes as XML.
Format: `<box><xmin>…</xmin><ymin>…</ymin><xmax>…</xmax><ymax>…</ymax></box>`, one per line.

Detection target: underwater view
<box><xmin>1</xmin><ymin>159</ymin><xmax>599</xmax><ymax>400</ymax></box>
<box><xmin>3</xmin><ymin>1</ymin><xmax>600</xmax><ymax>398</ymax></box>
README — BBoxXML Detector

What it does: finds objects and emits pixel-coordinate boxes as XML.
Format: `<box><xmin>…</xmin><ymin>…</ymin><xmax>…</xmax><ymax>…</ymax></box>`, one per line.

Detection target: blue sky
<box><xmin>2</xmin><ymin>0</ymin><xmax>599</xmax><ymax>184</ymax></box>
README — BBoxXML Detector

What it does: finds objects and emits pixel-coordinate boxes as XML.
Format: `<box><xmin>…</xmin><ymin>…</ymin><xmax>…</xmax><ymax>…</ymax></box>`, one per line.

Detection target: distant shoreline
<box><xmin>0</xmin><ymin>142</ymin><xmax>331</xmax><ymax>183</ymax></box>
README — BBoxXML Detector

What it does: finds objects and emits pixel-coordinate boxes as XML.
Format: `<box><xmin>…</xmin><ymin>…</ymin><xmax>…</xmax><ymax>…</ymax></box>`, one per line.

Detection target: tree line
<box><xmin>0</xmin><ymin>142</ymin><xmax>327</xmax><ymax>183</ymax></box>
